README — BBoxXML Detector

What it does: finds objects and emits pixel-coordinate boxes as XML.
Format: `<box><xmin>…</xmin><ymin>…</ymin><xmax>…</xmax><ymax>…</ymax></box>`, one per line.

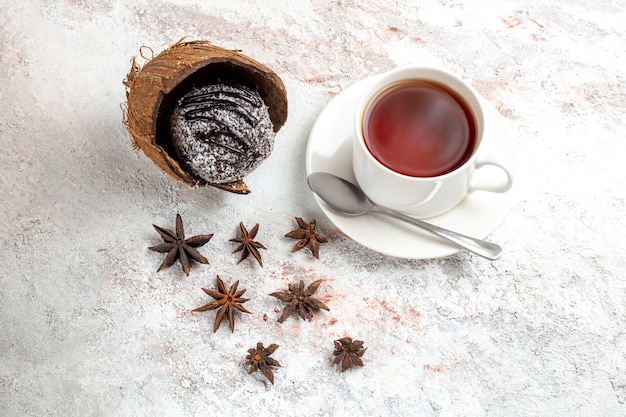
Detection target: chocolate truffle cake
<box><xmin>170</xmin><ymin>84</ymin><xmax>274</xmax><ymax>184</ymax></box>
<box><xmin>123</xmin><ymin>40</ymin><xmax>288</xmax><ymax>194</ymax></box>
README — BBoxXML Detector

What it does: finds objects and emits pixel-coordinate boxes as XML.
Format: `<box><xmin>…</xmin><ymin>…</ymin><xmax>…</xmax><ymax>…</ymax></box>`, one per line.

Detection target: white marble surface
<box><xmin>1</xmin><ymin>1</ymin><xmax>625</xmax><ymax>416</ymax></box>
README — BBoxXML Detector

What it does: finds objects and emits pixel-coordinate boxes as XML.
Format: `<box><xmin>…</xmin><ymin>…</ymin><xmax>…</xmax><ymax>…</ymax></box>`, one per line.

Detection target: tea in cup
<box><xmin>352</xmin><ymin>66</ymin><xmax>514</xmax><ymax>218</ymax></box>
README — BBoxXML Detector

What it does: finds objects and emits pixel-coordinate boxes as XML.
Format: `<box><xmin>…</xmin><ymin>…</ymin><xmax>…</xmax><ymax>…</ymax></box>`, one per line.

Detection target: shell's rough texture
<box><xmin>123</xmin><ymin>40</ymin><xmax>288</xmax><ymax>194</ymax></box>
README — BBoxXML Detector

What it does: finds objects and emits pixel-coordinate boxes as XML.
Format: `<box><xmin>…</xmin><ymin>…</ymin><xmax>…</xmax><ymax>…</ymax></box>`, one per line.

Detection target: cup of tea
<box><xmin>352</xmin><ymin>66</ymin><xmax>515</xmax><ymax>218</ymax></box>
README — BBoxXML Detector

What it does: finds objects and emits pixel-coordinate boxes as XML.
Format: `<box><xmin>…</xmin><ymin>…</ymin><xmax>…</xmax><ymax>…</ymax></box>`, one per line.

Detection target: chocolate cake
<box><xmin>124</xmin><ymin>40</ymin><xmax>288</xmax><ymax>193</ymax></box>
<box><xmin>170</xmin><ymin>84</ymin><xmax>275</xmax><ymax>184</ymax></box>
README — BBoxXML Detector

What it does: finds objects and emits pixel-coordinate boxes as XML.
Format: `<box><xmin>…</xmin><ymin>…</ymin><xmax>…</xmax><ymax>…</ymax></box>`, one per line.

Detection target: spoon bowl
<box><xmin>307</xmin><ymin>172</ymin><xmax>502</xmax><ymax>260</ymax></box>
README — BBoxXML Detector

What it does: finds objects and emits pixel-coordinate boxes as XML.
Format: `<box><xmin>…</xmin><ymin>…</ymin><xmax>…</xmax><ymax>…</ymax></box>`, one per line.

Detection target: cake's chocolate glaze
<box><xmin>170</xmin><ymin>84</ymin><xmax>275</xmax><ymax>184</ymax></box>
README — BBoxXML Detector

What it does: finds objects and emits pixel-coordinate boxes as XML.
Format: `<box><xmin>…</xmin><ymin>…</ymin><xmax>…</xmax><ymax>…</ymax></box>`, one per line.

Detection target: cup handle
<box><xmin>468</xmin><ymin>146</ymin><xmax>515</xmax><ymax>194</ymax></box>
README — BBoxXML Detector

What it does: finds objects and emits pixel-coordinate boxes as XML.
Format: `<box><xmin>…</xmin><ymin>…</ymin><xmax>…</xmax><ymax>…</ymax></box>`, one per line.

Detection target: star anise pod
<box><xmin>245</xmin><ymin>342</ymin><xmax>281</xmax><ymax>385</ymax></box>
<box><xmin>192</xmin><ymin>275</ymin><xmax>251</xmax><ymax>332</ymax></box>
<box><xmin>229</xmin><ymin>222</ymin><xmax>266</xmax><ymax>267</ymax></box>
<box><xmin>149</xmin><ymin>213</ymin><xmax>213</xmax><ymax>275</ymax></box>
<box><xmin>284</xmin><ymin>217</ymin><xmax>328</xmax><ymax>259</ymax></box>
<box><xmin>332</xmin><ymin>337</ymin><xmax>366</xmax><ymax>372</ymax></box>
<box><xmin>269</xmin><ymin>279</ymin><xmax>330</xmax><ymax>322</ymax></box>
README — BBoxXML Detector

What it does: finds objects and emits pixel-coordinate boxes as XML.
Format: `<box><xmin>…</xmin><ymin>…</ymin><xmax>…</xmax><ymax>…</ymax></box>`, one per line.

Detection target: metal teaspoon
<box><xmin>307</xmin><ymin>172</ymin><xmax>502</xmax><ymax>260</ymax></box>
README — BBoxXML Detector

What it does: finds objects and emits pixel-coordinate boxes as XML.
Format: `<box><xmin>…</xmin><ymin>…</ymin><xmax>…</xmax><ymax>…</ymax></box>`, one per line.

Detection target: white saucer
<box><xmin>305</xmin><ymin>77</ymin><xmax>517</xmax><ymax>259</ymax></box>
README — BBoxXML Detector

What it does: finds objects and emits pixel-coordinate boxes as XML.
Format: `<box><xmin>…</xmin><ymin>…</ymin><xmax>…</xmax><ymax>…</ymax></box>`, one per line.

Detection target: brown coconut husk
<box><xmin>123</xmin><ymin>39</ymin><xmax>288</xmax><ymax>194</ymax></box>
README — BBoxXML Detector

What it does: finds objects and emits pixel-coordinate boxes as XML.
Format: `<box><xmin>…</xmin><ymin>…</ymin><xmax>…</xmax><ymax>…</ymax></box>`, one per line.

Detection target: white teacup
<box><xmin>352</xmin><ymin>66</ymin><xmax>515</xmax><ymax>218</ymax></box>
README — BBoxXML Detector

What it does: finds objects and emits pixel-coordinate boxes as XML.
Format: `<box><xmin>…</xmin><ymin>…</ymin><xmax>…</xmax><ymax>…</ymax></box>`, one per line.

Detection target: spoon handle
<box><xmin>373</xmin><ymin>208</ymin><xmax>503</xmax><ymax>260</ymax></box>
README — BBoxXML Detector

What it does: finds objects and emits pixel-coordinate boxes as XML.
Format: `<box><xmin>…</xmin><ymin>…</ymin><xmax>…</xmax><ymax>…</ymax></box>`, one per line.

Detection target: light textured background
<box><xmin>1</xmin><ymin>1</ymin><xmax>625</xmax><ymax>416</ymax></box>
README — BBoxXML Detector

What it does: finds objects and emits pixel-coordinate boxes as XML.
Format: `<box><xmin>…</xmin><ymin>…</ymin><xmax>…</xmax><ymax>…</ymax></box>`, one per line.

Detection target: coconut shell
<box><xmin>123</xmin><ymin>40</ymin><xmax>288</xmax><ymax>194</ymax></box>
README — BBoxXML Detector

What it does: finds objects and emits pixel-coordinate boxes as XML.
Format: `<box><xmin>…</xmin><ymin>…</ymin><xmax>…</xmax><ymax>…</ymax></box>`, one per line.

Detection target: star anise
<box><xmin>332</xmin><ymin>337</ymin><xmax>366</xmax><ymax>372</ymax></box>
<box><xmin>149</xmin><ymin>213</ymin><xmax>213</xmax><ymax>275</ymax></box>
<box><xmin>245</xmin><ymin>342</ymin><xmax>281</xmax><ymax>385</ymax></box>
<box><xmin>192</xmin><ymin>275</ymin><xmax>251</xmax><ymax>332</ymax></box>
<box><xmin>284</xmin><ymin>217</ymin><xmax>328</xmax><ymax>259</ymax></box>
<box><xmin>270</xmin><ymin>279</ymin><xmax>330</xmax><ymax>322</ymax></box>
<box><xmin>229</xmin><ymin>222</ymin><xmax>266</xmax><ymax>267</ymax></box>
